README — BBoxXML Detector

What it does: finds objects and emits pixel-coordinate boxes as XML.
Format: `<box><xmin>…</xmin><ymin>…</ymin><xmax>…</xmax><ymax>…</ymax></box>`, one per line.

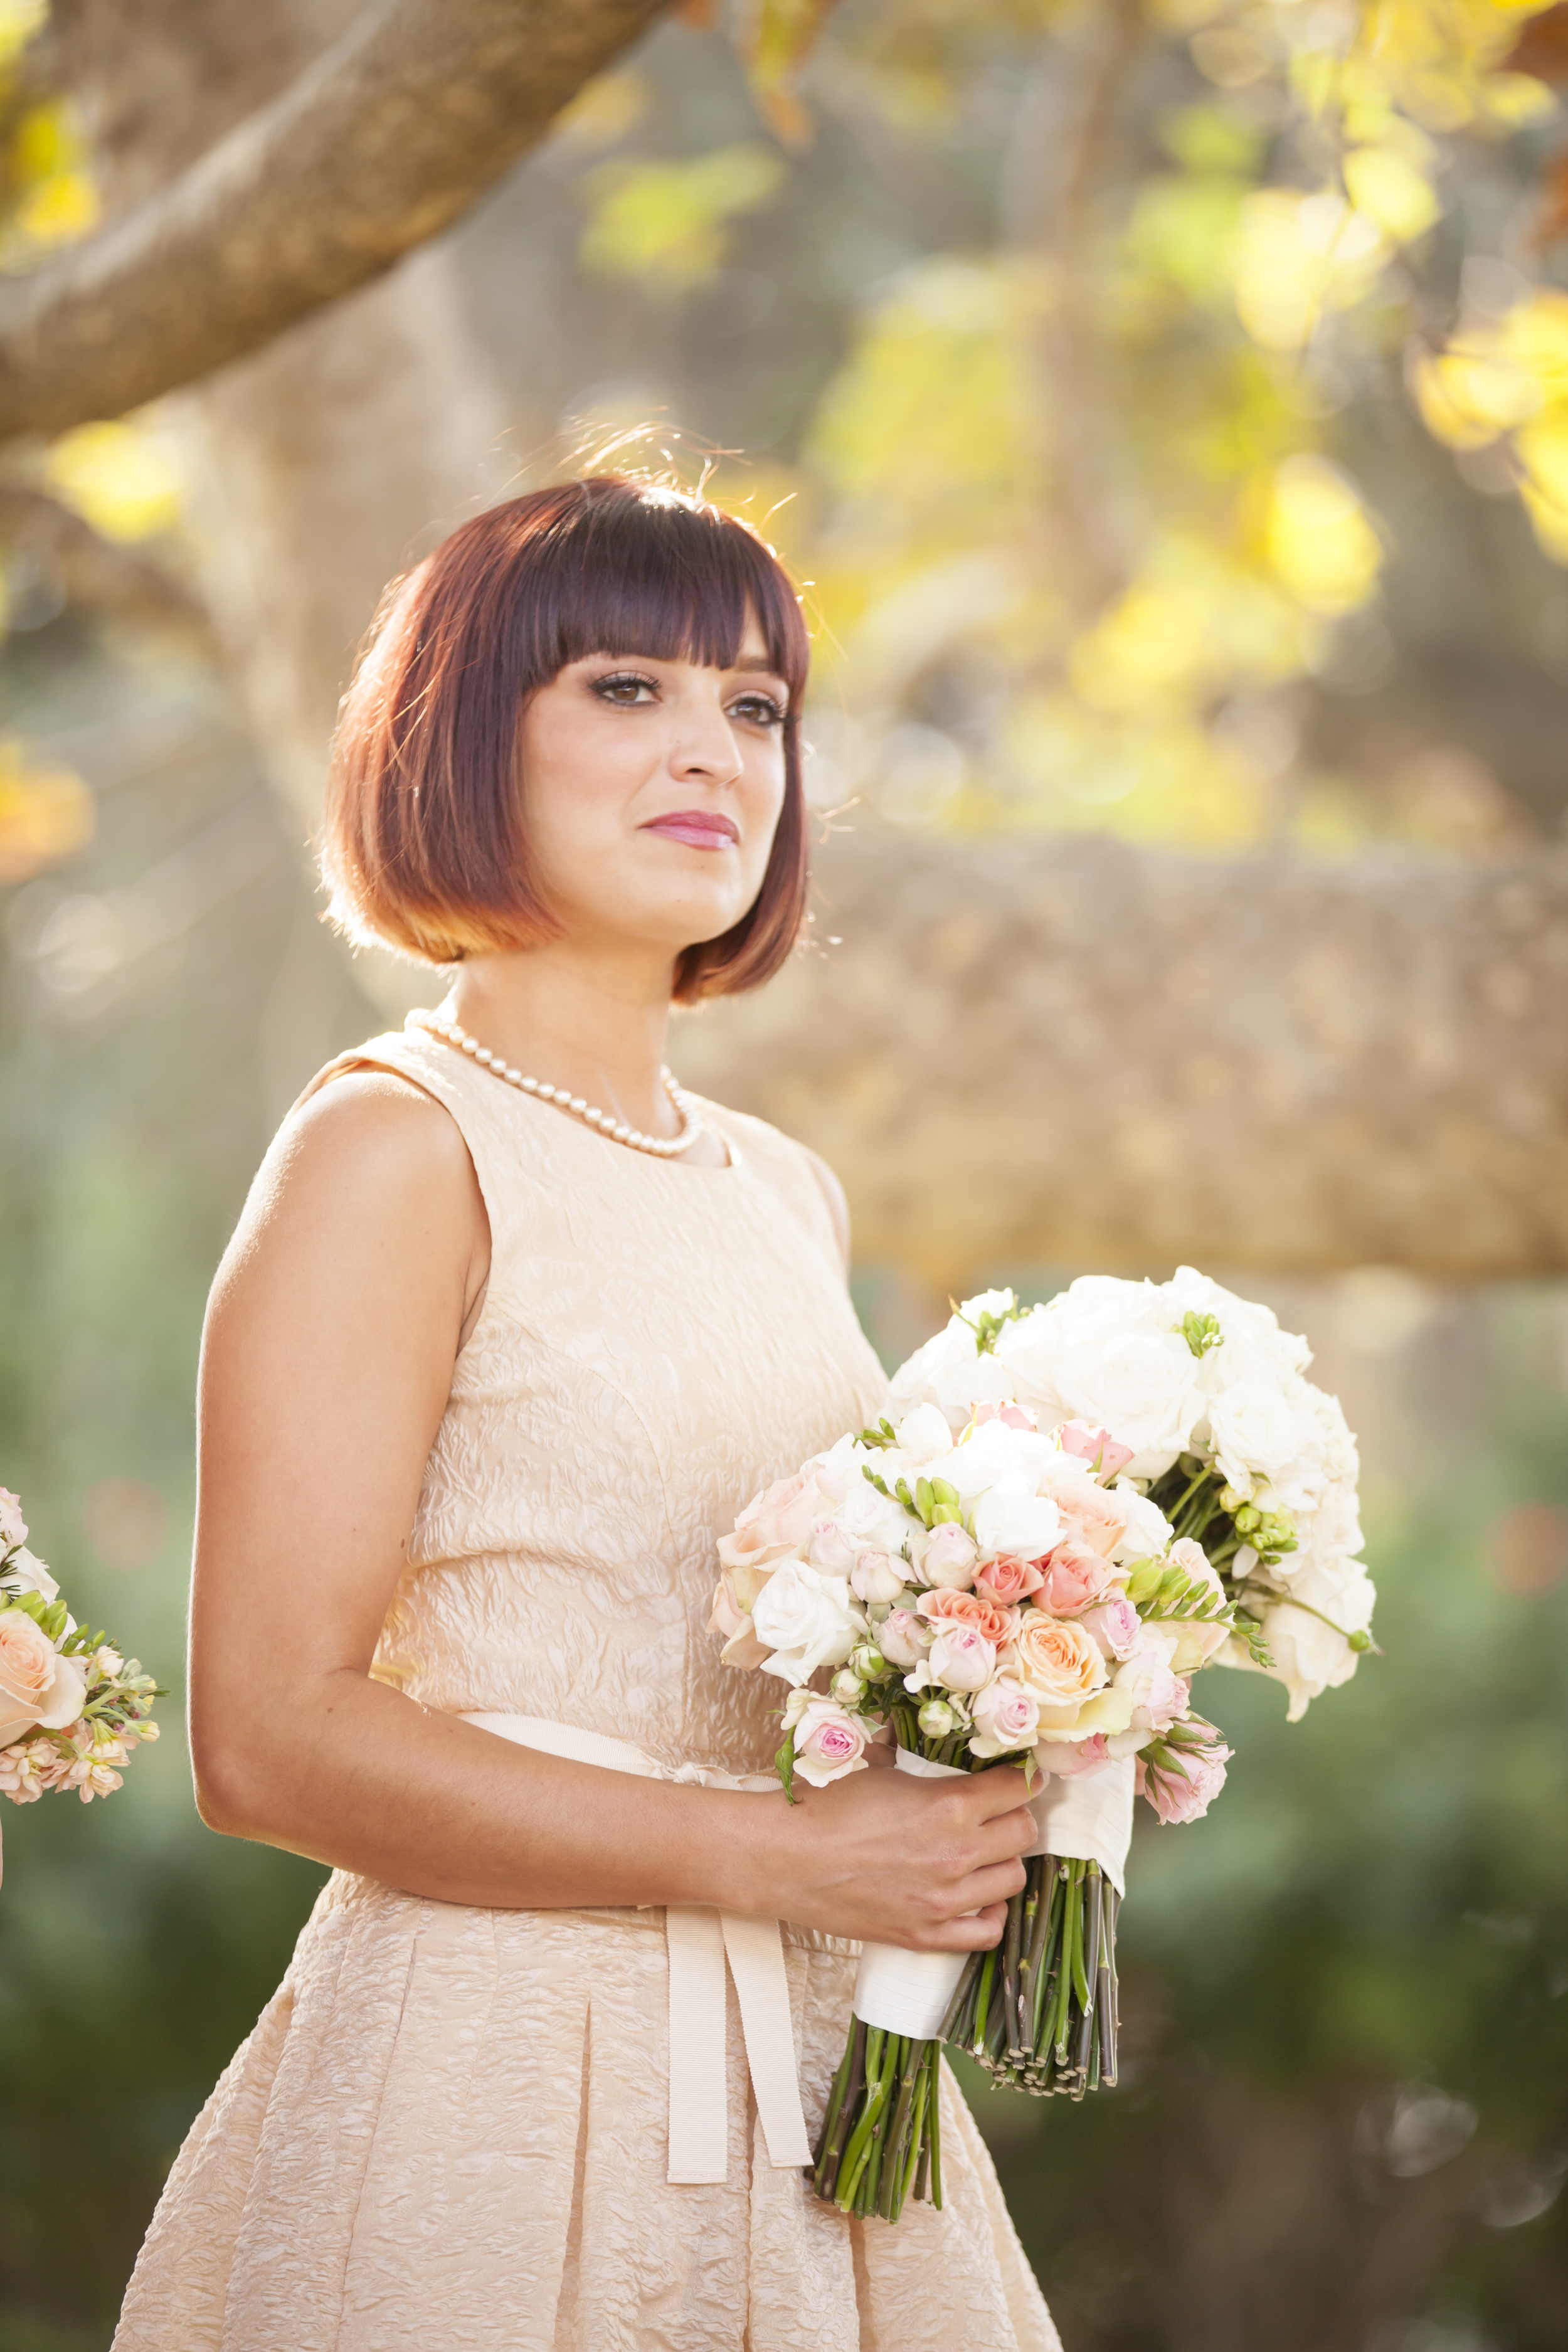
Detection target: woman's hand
<box><xmin>731</xmin><ymin>1761</ymin><xmax>1035</xmax><ymax>1951</ymax></box>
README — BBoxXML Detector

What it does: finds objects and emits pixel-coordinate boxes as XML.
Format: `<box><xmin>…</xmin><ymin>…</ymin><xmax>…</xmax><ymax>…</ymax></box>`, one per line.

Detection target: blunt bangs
<box><xmin>322</xmin><ymin>476</ymin><xmax>812</xmax><ymax>999</ymax></box>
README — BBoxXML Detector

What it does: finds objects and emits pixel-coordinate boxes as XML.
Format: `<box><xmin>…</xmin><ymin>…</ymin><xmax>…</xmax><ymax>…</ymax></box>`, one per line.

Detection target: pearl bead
<box><xmin>413</xmin><ymin>1014</ymin><xmax>703</xmax><ymax>1159</ymax></box>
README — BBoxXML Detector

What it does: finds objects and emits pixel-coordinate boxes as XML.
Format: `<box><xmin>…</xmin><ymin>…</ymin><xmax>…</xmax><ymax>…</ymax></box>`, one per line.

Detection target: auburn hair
<box><xmin>322</xmin><ymin>475</ymin><xmax>812</xmax><ymax>1001</ymax></box>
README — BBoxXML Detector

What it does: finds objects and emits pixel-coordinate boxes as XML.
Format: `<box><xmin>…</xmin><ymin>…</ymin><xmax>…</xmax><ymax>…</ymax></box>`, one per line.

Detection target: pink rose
<box><xmin>918</xmin><ymin>1587</ymin><xmax>1019</xmax><ymax>1648</ymax></box>
<box><xmin>1081</xmin><ymin>1595</ymin><xmax>1142</xmax><ymax>1661</ymax></box>
<box><xmin>807</xmin><ymin>1517</ymin><xmax>857</xmax><ymax>1574</ymax></box>
<box><xmin>850</xmin><ymin>1549</ymin><xmax>908</xmax><ymax>1604</ymax></box>
<box><xmin>1037</xmin><ymin>1541</ymin><xmax>1119</xmax><ymax>1614</ymax></box>
<box><xmin>1034</xmin><ymin>1731</ymin><xmax>1111</xmax><ymax>1778</ymax></box>
<box><xmin>0</xmin><ymin>1609</ymin><xmax>87</xmax><ymax>1750</ymax></box>
<box><xmin>925</xmin><ymin>1625</ymin><xmax>997</xmax><ymax>1692</ymax></box>
<box><xmin>911</xmin><ymin>1522</ymin><xmax>980</xmax><ymax>1591</ymax></box>
<box><xmin>792</xmin><ymin>1698</ymin><xmax>871</xmax><ymax>1789</ymax></box>
<box><xmin>1138</xmin><ymin>1728</ymin><xmax>1232</xmax><ymax>1823</ymax></box>
<box><xmin>1057</xmin><ymin>1421</ymin><xmax>1136</xmax><ymax>1480</ymax></box>
<box><xmin>970</xmin><ymin>1401</ymin><xmax>1039</xmax><ymax>1433</ymax></box>
<box><xmin>974</xmin><ymin>1556</ymin><xmax>1046</xmax><ymax>1608</ymax></box>
<box><xmin>1113</xmin><ymin>1630</ymin><xmax>1189</xmax><ymax>1734</ymax></box>
<box><xmin>878</xmin><ymin>1608</ymin><xmax>934</xmax><ymax>1668</ymax></box>
<box><xmin>718</xmin><ymin>1468</ymin><xmax>835</xmax><ymax>1572</ymax></box>
<box><xmin>969</xmin><ymin>1674</ymin><xmax>1042</xmax><ymax>1757</ymax></box>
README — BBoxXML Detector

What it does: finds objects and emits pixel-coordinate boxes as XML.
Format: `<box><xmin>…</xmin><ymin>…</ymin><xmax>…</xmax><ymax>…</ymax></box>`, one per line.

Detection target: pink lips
<box><xmin>642</xmin><ymin>809</ymin><xmax>739</xmax><ymax>850</ymax></box>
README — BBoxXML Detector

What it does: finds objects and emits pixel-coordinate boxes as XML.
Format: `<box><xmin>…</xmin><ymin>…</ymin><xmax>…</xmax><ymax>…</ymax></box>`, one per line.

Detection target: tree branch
<box><xmin>0</xmin><ymin>484</ymin><xmax>218</xmax><ymax>647</ymax></box>
<box><xmin>0</xmin><ymin>0</ymin><xmax>669</xmax><ymax>441</ymax></box>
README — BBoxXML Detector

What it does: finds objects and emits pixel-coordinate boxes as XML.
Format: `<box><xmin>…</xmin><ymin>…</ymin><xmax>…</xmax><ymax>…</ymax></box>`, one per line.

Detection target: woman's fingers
<box><xmin>911</xmin><ymin>1898</ymin><xmax>1010</xmax><ymax>1953</ymax></box>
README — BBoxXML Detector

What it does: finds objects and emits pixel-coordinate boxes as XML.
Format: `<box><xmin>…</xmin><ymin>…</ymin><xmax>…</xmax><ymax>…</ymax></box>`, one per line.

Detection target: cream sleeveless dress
<box><xmin>114</xmin><ymin>1020</ymin><xmax>1060</xmax><ymax>2352</ymax></box>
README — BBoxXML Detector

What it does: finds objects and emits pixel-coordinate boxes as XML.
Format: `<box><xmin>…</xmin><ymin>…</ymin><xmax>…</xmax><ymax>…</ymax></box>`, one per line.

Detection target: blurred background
<box><xmin>1</xmin><ymin>1</ymin><xmax>1567</xmax><ymax>2346</ymax></box>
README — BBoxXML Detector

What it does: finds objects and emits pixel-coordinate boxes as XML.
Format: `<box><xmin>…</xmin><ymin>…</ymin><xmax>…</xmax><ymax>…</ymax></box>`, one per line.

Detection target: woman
<box><xmin>114</xmin><ymin>477</ymin><xmax>1059</xmax><ymax>2352</ymax></box>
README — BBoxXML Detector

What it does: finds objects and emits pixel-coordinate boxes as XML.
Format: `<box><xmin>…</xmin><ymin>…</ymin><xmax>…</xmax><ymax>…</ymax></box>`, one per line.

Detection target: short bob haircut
<box><xmin>322</xmin><ymin>475</ymin><xmax>812</xmax><ymax>1002</ymax></box>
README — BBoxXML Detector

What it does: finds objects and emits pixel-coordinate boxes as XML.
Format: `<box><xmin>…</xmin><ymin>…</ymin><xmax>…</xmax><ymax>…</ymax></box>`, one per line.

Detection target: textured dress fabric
<box><xmin>112</xmin><ymin>1022</ymin><xmax>1062</xmax><ymax>2352</ymax></box>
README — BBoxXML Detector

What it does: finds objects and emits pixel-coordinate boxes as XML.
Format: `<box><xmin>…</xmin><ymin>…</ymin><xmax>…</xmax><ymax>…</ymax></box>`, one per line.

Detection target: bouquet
<box><xmin>0</xmin><ymin>1485</ymin><xmax>161</xmax><ymax>1882</ymax></box>
<box><xmin>710</xmin><ymin>1269</ymin><xmax>1376</xmax><ymax>2222</ymax></box>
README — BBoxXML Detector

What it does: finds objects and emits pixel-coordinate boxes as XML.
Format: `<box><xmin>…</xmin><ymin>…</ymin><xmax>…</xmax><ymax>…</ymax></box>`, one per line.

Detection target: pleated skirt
<box><xmin>112</xmin><ymin>1870</ymin><xmax>1060</xmax><ymax>2352</ymax></box>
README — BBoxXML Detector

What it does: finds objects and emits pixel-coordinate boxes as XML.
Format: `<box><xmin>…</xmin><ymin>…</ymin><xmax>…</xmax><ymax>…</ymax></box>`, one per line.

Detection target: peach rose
<box><xmin>718</xmin><ymin>1468</ymin><xmax>835</xmax><ymax>1572</ymax></box>
<box><xmin>1037</xmin><ymin>1541</ymin><xmax>1120</xmax><ymax>1615</ymax></box>
<box><xmin>918</xmin><ymin>1587</ymin><xmax>1019</xmax><ymax>1648</ymax></box>
<box><xmin>1054</xmin><ymin>1481</ymin><xmax>1131</xmax><ymax>1560</ymax></box>
<box><xmin>974</xmin><ymin>1556</ymin><xmax>1046</xmax><ymax>1608</ymax></box>
<box><xmin>0</xmin><ymin>1609</ymin><xmax>87</xmax><ymax>1749</ymax></box>
<box><xmin>707</xmin><ymin>1571</ymin><xmax>772</xmax><ymax>1671</ymax></box>
<box><xmin>1005</xmin><ymin>1611</ymin><xmax>1108</xmax><ymax>1704</ymax></box>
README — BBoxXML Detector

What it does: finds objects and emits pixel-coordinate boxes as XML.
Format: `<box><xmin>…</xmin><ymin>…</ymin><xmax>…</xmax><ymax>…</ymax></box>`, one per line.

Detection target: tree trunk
<box><xmin>672</xmin><ymin>825</ymin><xmax>1568</xmax><ymax>1283</ymax></box>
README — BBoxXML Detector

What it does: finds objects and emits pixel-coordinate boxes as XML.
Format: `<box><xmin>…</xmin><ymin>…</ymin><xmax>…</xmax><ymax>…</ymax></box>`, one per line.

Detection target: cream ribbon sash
<box><xmin>460</xmin><ymin>1710</ymin><xmax>814</xmax><ymax>2187</ymax></box>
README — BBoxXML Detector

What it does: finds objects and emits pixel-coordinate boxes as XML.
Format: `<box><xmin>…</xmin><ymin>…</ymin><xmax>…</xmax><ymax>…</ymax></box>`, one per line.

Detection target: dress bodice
<box><xmin>303</xmin><ymin>1019</ymin><xmax>890</xmax><ymax>1776</ymax></box>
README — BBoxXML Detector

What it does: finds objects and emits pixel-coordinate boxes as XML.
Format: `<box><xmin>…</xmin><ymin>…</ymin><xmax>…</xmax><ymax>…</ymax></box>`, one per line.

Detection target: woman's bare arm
<box><xmin>189</xmin><ymin>1078</ymin><xmax>1030</xmax><ymax>1949</ymax></box>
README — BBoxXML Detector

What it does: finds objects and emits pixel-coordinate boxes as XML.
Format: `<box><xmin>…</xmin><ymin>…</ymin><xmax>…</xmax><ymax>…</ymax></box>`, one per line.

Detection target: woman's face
<box><xmin>516</xmin><ymin>616</ymin><xmax>791</xmax><ymax>961</ymax></box>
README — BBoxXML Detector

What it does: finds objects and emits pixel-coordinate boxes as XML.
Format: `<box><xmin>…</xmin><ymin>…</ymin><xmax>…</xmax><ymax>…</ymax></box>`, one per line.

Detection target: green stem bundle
<box><xmin>941</xmin><ymin>1855</ymin><xmax>1120</xmax><ymax>2099</ymax></box>
<box><xmin>810</xmin><ymin>2021</ymin><xmax>945</xmax><ymax>2220</ymax></box>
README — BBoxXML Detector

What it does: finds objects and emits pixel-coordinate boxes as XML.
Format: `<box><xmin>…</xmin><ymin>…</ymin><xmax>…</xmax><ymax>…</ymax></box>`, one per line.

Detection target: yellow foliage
<box><xmin>0</xmin><ymin>0</ymin><xmax>44</xmax><ymax>68</ymax></box>
<box><xmin>807</xmin><ymin>260</ymin><xmax>1037</xmax><ymax>541</ymax></box>
<box><xmin>1341</xmin><ymin>146</ymin><xmax>1441</xmax><ymax>245</ymax></box>
<box><xmin>1264</xmin><ymin>455</ymin><xmax>1385</xmax><ymax>613</ymax></box>
<box><xmin>1231</xmin><ymin>191</ymin><xmax>1387</xmax><ymax>351</ymax></box>
<box><xmin>578</xmin><ymin>144</ymin><xmax>787</xmax><ymax>288</ymax></box>
<box><xmin>0</xmin><ymin>741</ymin><xmax>93</xmax><ymax>884</ymax></box>
<box><xmin>45</xmin><ymin>422</ymin><xmax>184</xmax><ymax>543</ymax></box>
<box><xmin>6</xmin><ymin>99</ymin><xmax>99</xmax><ymax>253</ymax></box>
<box><xmin>551</xmin><ymin>72</ymin><xmax>649</xmax><ymax>156</ymax></box>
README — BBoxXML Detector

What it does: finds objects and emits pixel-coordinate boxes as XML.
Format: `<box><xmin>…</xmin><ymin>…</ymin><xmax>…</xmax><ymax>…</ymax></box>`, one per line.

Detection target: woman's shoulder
<box><xmin>696</xmin><ymin>1095</ymin><xmax>852</xmax><ymax>1274</ymax></box>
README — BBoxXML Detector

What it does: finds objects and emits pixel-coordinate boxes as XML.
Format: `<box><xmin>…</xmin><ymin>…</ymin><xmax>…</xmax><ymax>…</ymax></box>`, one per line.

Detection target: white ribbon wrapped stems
<box><xmin>850</xmin><ymin>1750</ymin><xmax>972</xmax><ymax>2038</ymax></box>
<box><xmin>461</xmin><ymin>1711</ymin><xmax>813</xmax><ymax>2187</ymax></box>
<box><xmin>1027</xmin><ymin>1753</ymin><xmax>1136</xmax><ymax>1895</ymax></box>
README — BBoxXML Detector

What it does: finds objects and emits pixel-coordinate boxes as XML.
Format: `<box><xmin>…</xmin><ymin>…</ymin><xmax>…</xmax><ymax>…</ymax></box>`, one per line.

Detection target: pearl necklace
<box><xmin>411</xmin><ymin>1013</ymin><xmax>706</xmax><ymax>1159</ymax></box>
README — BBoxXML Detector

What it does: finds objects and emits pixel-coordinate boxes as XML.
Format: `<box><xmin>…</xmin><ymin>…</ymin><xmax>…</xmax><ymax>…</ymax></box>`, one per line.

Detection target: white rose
<box><xmin>1109</xmin><ymin>1479</ymin><xmax>1173</xmax><ymax>1564</ymax></box>
<box><xmin>1206</xmin><ymin>1377</ymin><xmax>1311</xmax><ymax>1498</ymax></box>
<box><xmin>997</xmin><ymin>1278</ymin><xmax>1205</xmax><ymax>1477</ymax></box>
<box><xmin>887</xmin><ymin>1294</ymin><xmax>1024</xmax><ymax>1430</ymax></box>
<box><xmin>832</xmin><ymin>1472</ymin><xmax>920</xmax><ymax>1557</ymax></box>
<box><xmin>850</xmin><ymin>1549</ymin><xmax>909</xmax><ymax>1604</ymax></box>
<box><xmin>0</xmin><ymin>1488</ymin><xmax>27</xmax><ymax>1554</ymax></box>
<box><xmin>752</xmin><ymin>1562</ymin><xmax>865</xmax><ymax>1687</ymax></box>
<box><xmin>937</xmin><ymin>1417</ymin><xmax>1057</xmax><ymax>1500</ymax></box>
<box><xmin>807</xmin><ymin>1518</ymin><xmax>857</xmax><ymax>1574</ymax></box>
<box><xmin>878</xmin><ymin>1607</ymin><xmax>935</xmax><ymax>1668</ymax></box>
<box><xmin>3</xmin><ymin>1548</ymin><xmax>60</xmax><ymax>1603</ymax></box>
<box><xmin>894</xmin><ymin>1404</ymin><xmax>954</xmax><ymax>1462</ymax></box>
<box><xmin>1165</xmin><ymin>1267</ymin><xmax>1311</xmax><ymax>1384</ymax></box>
<box><xmin>1262</xmin><ymin>1556</ymin><xmax>1377</xmax><ymax>1722</ymax></box>
<box><xmin>971</xmin><ymin>1481</ymin><xmax>1062</xmax><ymax>1564</ymax></box>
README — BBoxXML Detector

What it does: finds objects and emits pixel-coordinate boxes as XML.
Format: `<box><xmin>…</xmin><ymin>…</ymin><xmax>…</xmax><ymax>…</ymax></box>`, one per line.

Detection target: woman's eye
<box><xmin>594</xmin><ymin>673</ymin><xmax>657</xmax><ymax>704</ymax></box>
<box><xmin>731</xmin><ymin>694</ymin><xmax>785</xmax><ymax>727</ymax></box>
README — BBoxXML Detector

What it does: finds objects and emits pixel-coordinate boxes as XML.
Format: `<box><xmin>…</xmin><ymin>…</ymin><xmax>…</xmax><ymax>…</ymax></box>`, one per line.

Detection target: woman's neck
<box><xmin>440</xmin><ymin>940</ymin><xmax>682</xmax><ymax>1143</ymax></box>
